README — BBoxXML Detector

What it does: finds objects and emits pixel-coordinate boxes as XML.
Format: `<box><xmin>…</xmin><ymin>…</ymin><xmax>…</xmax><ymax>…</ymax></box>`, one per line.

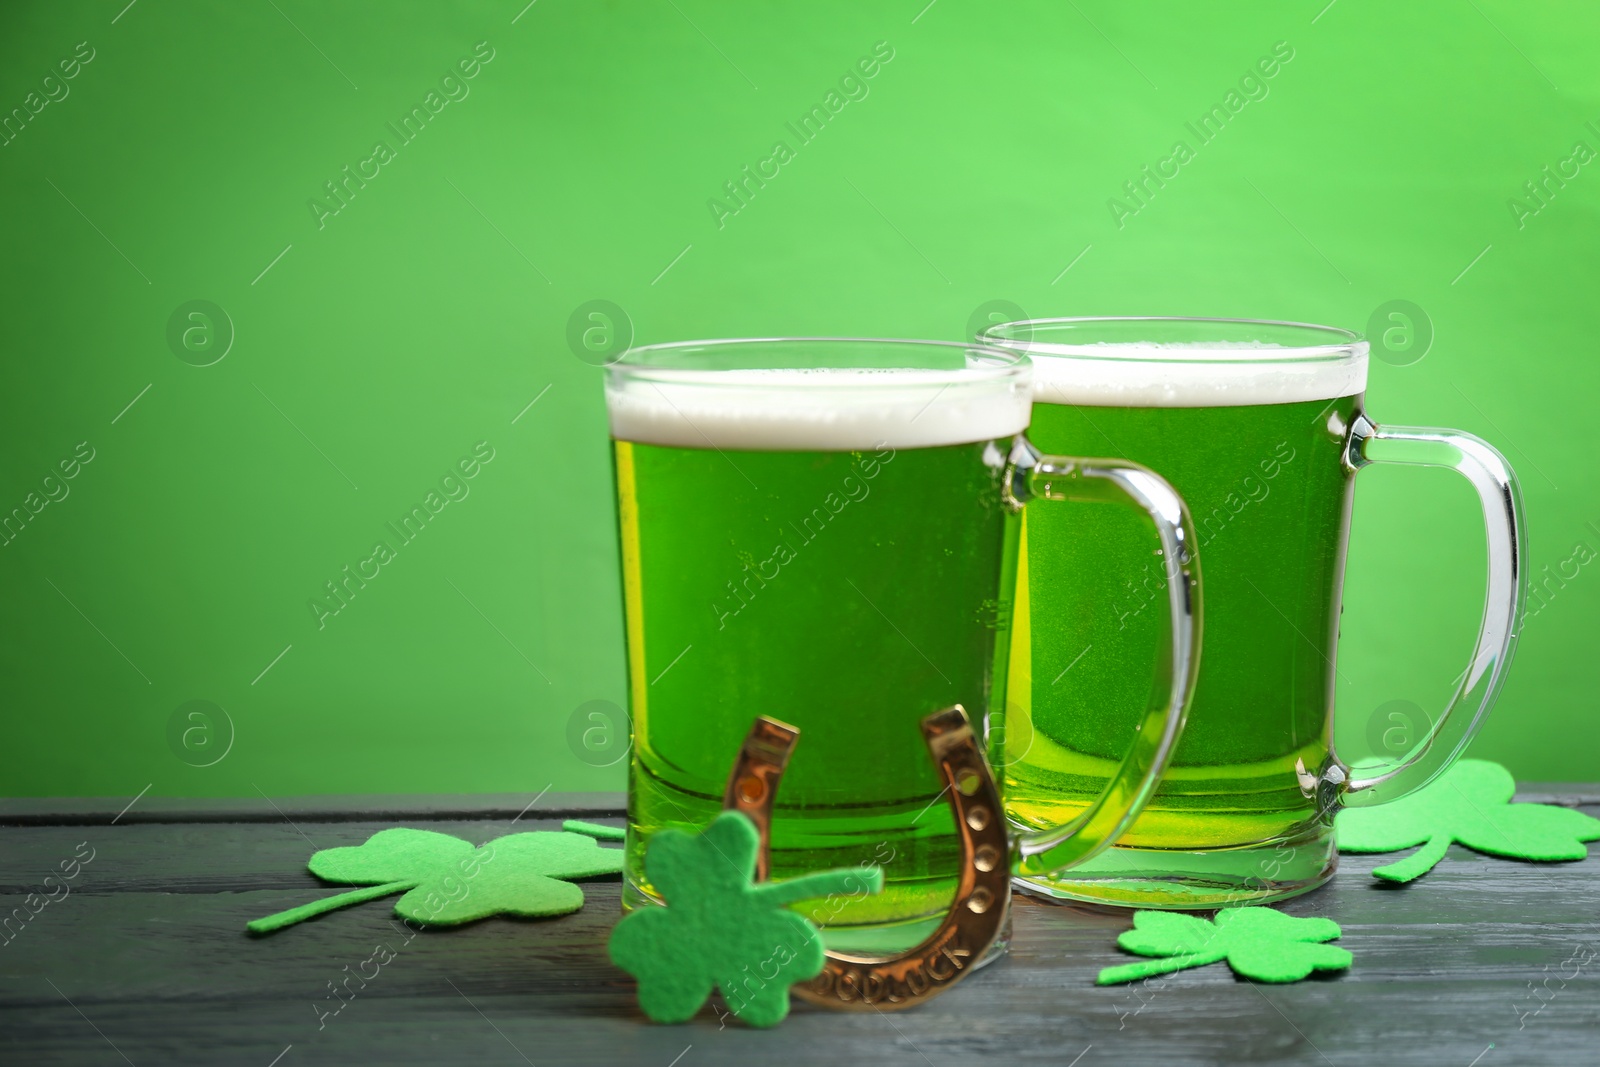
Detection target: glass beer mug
<box><xmin>981</xmin><ymin>316</ymin><xmax>1526</xmax><ymax>908</ymax></box>
<box><xmin>606</xmin><ymin>336</ymin><xmax>1202</xmax><ymax>1007</ymax></box>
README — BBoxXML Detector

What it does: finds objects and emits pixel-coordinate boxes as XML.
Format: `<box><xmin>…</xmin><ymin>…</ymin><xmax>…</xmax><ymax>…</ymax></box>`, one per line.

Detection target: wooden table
<box><xmin>4</xmin><ymin>789</ymin><xmax>1597</xmax><ymax>1066</ymax></box>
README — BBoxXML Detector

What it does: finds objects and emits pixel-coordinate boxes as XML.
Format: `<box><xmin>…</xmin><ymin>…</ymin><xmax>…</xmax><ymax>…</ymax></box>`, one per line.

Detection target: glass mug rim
<box><xmin>608</xmin><ymin>335</ymin><xmax>1028</xmax><ymax>387</ymax></box>
<box><xmin>611</xmin><ymin>335</ymin><xmax>1202</xmax><ymax>918</ymax></box>
<box><xmin>604</xmin><ymin>337</ymin><xmax>1033</xmax><ymax>451</ymax></box>
<box><xmin>979</xmin><ymin>316</ymin><xmax>1368</xmax><ymax>367</ymax></box>
<box><xmin>978</xmin><ymin>316</ymin><xmax>1369</xmax><ymax>409</ymax></box>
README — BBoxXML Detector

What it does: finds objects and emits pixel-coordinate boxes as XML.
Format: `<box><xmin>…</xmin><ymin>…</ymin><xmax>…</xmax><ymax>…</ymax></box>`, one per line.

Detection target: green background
<box><xmin>2</xmin><ymin>0</ymin><xmax>1596</xmax><ymax>799</ymax></box>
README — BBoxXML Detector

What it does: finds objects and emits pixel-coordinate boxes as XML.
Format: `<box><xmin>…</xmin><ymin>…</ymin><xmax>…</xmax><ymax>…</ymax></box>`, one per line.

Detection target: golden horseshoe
<box><xmin>721</xmin><ymin>705</ymin><xmax>1011</xmax><ymax>1011</ymax></box>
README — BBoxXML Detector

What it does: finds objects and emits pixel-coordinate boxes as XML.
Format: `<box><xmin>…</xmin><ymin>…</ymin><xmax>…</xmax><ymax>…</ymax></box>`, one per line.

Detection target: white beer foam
<box><xmin>607</xmin><ymin>367</ymin><xmax>1032</xmax><ymax>450</ymax></box>
<box><xmin>1027</xmin><ymin>342</ymin><xmax>1369</xmax><ymax>407</ymax></box>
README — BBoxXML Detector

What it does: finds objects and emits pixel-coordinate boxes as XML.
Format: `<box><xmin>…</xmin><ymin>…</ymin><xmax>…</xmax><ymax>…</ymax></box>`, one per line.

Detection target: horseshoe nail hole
<box><xmin>965</xmin><ymin>806</ymin><xmax>991</xmax><ymax>832</ymax></box>
<box><xmin>737</xmin><ymin>775</ymin><xmax>765</xmax><ymax>804</ymax></box>
<box><xmin>957</xmin><ymin>770</ymin><xmax>981</xmax><ymax>796</ymax></box>
<box><xmin>974</xmin><ymin>844</ymin><xmax>1001</xmax><ymax>872</ymax></box>
<box><xmin>967</xmin><ymin>886</ymin><xmax>995</xmax><ymax>914</ymax></box>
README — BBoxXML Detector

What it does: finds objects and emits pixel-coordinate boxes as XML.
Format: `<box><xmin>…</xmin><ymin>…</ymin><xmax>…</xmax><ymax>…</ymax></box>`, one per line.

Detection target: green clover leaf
<box><xmin>1336</xmin><ymin>759</ymin><xmax>1600</xmax><ymax>883</ymax></box>
<box><xmin>1096</xmin><ymin>907</ymin><xmax>1351</xmax><ymax>985</ymax></box>
<box><xmin>246</xmin><ymin>826</ymin><xmax>622</xmax><ymax>934</ymax></box>
<box><xmin>608</xmin><ymin>811</ymin><xmax>883</xmax><ymax>1027</ymax></box>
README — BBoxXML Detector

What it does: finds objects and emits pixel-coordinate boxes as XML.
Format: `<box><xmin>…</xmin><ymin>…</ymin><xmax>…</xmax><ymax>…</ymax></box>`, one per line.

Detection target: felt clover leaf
<box><xmin>247</xmin><ymin>826</ymin><xmax>622</xmax><ymax>935</ymax></box>
<box><xmin>1336</xmin><ymin>759</ymin><xmax>1600</xmax><ymax>883</ymax></box>
<box><xmin>609</xmin><ymin>811</ymin><xmax>883</xmax><ymax>1028</ymax></box>
<box><xmin>1096</xmin><ymin>908</ymin><xmax>1351</xmax><ymax>985</ymax></box>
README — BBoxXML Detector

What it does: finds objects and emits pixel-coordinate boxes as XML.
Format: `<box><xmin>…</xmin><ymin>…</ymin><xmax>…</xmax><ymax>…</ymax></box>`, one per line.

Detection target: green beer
<box><xmin>984</xmin><ymin>317</ymin><xmax>1525</xmax><ymax>907</ymax></box>
<box><xmin>617</xmin><ymin>437</ymin><xmax>1016</xmax><ymax>932</ymax></box>
<box><xmin>611</xmin><ymin>342</ymin><xmax>1030</xmax><ymax>945</ymax></box>
<box><xmin>608</xmin><ymin>337</ymin><xmax>1200</xmax><ymax>947</ymax></box>
<box><xmin>1013</xmin><ymin>396</ymin><xmax>1357</xmax><ymax>886</ymax></box>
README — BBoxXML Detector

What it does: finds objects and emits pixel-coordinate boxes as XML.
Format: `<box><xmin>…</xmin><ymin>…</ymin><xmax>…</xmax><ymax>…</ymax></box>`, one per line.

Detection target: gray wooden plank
<box><xmin>1</xmin><ymin>806</ymin><xmax>1597</xmax><ymax>1066</ymax></box>
<box><xmin>2</xmin><ymin>783</ymin><xmax>1583</xmax><ymax>824</ymax></box>
<box><xmin>0</xmin><ymin>792</ymin><xmax>628</xmax><ymax>826</ymax></box>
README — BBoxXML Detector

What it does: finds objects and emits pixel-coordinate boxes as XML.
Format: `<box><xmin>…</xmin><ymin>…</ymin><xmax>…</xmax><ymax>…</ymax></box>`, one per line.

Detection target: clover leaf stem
<box><xmin>1096</xmin><ymin>949</ymin><xmax>1228</xmax><ymax>985</ymax></box>
<box><xmin>749</xmin><ymin>866</ymin><xmax>885</xmax><ymax>908</ymax></box>
<box><xmin>1372</xmin><ymin>833</ymin><xmax>1452</xmax><ymax>883</ymax></box>
<box><xmin>247</xmin><ymin>880</ymin><xmax>418</xmax><ymax>935</ymax></box>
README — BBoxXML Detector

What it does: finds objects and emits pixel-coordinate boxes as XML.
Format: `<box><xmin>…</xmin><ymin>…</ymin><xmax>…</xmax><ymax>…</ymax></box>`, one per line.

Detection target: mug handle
<box><xmin>1333</xmin><ymin>416</ymin><xmax>1527</xmax><ymax>806</ymax></box>
<box><xmin>1008</xmin><ymin>441</ymin><xmax>1203</xmax><ymax>879</ymax></box>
